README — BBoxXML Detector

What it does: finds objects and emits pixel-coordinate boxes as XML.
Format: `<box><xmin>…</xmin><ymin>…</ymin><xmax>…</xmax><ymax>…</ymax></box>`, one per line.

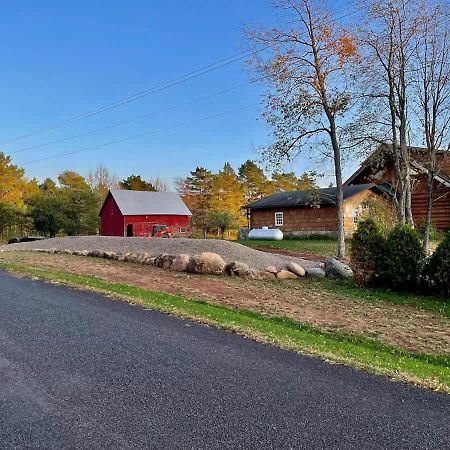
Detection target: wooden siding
<box><xmin>349</xmin><ymin>163</ymin><xmax>450</xmax><ymax>231</ymax></box>
<box><xmin>123</xmin><ymin>215</ymin><xmax>191</xmax><ymax>237</ymax></box>
<box><xmin>410</xmin><ymin>174</ymin><xmax>450</xmax><ymax>230</ymax></box>
<box><xmin>100</xmin><ymin>194</ymin><xmax>124</xmax><ymax>236</ymax></box>
<box><xmin>250</xmin><ymin>190</ymin><xmax>374</xmax><ymax>234</ymax></box>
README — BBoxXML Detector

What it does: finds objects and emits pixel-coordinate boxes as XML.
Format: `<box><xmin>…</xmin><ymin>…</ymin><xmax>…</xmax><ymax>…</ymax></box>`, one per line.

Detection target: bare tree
<box><xmin>246</xmin><ymin>0</ymin><xmax>359</xmax><ymax>258</ymax></box>
<box><xmin>150</xmin><ymin>176</ymin><xmax>169</xmax><ymax>192</ymax></box>
<box><xmin>87</xmin><ymin>165</ymin><xmax>119</xmax><ymax>198</ymax></box>
<box><xmin>414</xmin><ymin>1</ymin><xmax>450</xmax><ymax>251</ymax></box>
<box><xmin>357</xmin><ymin>0</ymin><xmax>422</xmax><ymax>225</ymax></box>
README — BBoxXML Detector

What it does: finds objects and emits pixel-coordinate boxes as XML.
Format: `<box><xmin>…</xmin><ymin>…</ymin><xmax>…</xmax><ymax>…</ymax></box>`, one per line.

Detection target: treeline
<box><xmin>176</xmin><ymin>160</ymin><xmax>317</xmax><ymax>236</ymax></box>
<box><xmin>0</xmin><ymin>153</ymin><xmax>169</xmax><ymax>240</ymax></box>
<box><xmin>0</xmin><ymin>153</ymin><xmax>316</xmax><ymax>240</ymax></box>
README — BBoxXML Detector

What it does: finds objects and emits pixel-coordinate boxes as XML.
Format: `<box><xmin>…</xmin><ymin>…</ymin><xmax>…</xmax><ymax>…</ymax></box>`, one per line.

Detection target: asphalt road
<box><xmin>0</xmin><ymin>271</ymin><xmax>448</xmax><ymax>449</ymax></box>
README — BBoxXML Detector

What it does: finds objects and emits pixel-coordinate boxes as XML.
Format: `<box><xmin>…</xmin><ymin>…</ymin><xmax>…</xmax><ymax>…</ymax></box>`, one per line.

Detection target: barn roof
<box><xmin>103</xmin><ymin>189</ymin><xmax>192</xmax><ymax>216</ymax></box>
<box><xmin>245</xmin><ymin>184</ymin><xmax>376</xmax><ymax>210</ymax></box>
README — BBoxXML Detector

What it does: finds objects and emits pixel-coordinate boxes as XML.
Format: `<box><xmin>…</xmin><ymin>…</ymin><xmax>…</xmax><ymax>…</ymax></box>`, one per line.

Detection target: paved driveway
<box><xmin>0</xmin><ymin>271</ymin><xmax>448</xmax><ymax>449</ymax></box>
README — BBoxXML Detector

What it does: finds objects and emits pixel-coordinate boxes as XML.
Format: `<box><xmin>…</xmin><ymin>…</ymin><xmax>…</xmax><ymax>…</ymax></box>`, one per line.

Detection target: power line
<box><xmin>8</xmin><ymin>80</ymin><xmax>256</xmax><ymax>155</ymax></box>
<box><xmin>22</xmin><ymin>103</ymin><xmax>257</xmax><ymax>165</ymax></box>
<box><xmin>1</xmin><ymin>46</ymin><xmax>269</xmax><ymax>146</ymax></box>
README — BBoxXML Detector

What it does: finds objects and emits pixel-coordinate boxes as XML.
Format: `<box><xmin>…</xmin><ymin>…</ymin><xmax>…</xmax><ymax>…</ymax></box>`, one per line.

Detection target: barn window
<box><xmin>275</xmin><ymin>212</ymin><xmax>284</xmax><ymax>226</ymax></box>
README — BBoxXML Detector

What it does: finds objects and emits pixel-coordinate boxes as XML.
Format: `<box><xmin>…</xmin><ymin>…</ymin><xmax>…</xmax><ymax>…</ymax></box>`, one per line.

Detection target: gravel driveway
<box><xmin>0</xmin><ymin>236</ymin><xmax>320</xmax><ymax>270</ymax></box>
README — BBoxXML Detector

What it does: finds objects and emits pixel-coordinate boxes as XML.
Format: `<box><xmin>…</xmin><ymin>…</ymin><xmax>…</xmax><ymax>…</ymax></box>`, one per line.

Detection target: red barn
<box><xmin>99</xmin><ymin>189</ymin><xmax>192</xmax><ymax>237</ymax></box>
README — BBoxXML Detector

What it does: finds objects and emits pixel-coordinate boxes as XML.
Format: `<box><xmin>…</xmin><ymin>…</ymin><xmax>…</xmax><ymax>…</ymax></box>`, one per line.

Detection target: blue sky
<box><xmin>0</xmin><ymin>0</ymin><xmax>355</xmax><ymax>187</ymax></box>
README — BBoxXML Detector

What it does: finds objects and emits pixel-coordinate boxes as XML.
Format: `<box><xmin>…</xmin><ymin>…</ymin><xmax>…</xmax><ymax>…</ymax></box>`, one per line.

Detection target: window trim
<box><xmin>275</xmin><ymin>211</ymin><xmax>284</xmax><ymax>227</ymax></box>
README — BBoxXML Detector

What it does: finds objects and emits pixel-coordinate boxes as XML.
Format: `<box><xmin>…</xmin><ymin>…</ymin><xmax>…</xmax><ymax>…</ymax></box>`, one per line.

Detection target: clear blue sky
<box><xmin>0</xmin><ymin>0</ymin><xmax>353</xmax><ymax>187</ymax></box>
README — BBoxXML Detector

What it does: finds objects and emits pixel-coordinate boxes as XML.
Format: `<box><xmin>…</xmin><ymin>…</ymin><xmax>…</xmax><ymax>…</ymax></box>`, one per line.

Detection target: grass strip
<box><xmin>1</xmin><ymin>261</ymin><xmax>449</xmax><ymax>393</ymax></box>
<box><xmin>301</xmin><ymin>278</ymin><xmax>450</xmax><ymax>318</ymax></box>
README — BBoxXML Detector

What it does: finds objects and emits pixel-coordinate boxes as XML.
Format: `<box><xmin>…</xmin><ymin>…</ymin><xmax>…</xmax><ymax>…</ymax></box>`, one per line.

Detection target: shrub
<box><xmin>423</xmin><ymin>233</ymin><xmax>450</xmax><ymax>298</ymax></box>
<box><xmin>379</xmin><ymin>224</ymin><xmax>425</xmax><ymax>291</ymax></box>
<box><xmin>350</xmin><ymin>219</ymin><xmax>386</xmax><ymax>285</ymax></box>
<box><xmin>361</xmin><ymin>196</ymin><xmax>397</xmax><ymax>234</ymax></box>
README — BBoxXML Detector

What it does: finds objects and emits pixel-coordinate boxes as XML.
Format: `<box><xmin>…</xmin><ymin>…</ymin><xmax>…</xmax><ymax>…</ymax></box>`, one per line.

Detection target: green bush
<box><xmin>380</xmin><ymin>224</ymin><xmax>425</xmax><ymax>291</ymax></box>
<box><xmin>423</xmin><ymin>233</ymin><xmax>450</xmax><ymax>298</ymax></box>
<box><xmin>350</xmin><ymin>219</ymin><xmax>385</xmax><ymax>285</ymax></box>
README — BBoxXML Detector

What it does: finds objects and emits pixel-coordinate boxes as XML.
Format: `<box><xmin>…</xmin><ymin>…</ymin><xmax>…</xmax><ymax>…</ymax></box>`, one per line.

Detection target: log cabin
<box><xmin>344</xmin><ymin>146</ymin><xmax>450</xmax><ymax>231</ymax></box>
<box><xmin>246</xmin><ymin>184</ymin><xmax>388</xmax><ymax>237</ymax></box>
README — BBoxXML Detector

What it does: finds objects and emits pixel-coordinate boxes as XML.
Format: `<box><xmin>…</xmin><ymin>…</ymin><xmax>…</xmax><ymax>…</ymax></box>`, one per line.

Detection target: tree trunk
<box><xmin>423</xmin><ymin>171</ymin><xmax>434</xmax><ymax>253</ymax></box>
<box><xmin>329</xmin><ymin>119</ymin><xmax>345</xmax><ymax>259</ymax></box>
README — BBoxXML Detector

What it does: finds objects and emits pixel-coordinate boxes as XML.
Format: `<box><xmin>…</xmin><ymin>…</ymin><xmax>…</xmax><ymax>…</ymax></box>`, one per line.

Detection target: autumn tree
<box><xmin>87</xmin><ymin>165</ymin><xmax>119</xmax><ymax>198</ymax></box>
<box><xmin>247</xmin><ymin>0</ymin><xmax>358</xmax><ymax>258</ymax></box>
<box><xmin>414</xmin><ymin>2</ymin><xmax>450</xmax><ymax>251</ymax></box>
<box><xmin>238</xmin><ymin>160</ymin><xmax>270</xmax><ymax>203</ymax></box>
<box><xmin>119</xmin><ymin>175</ymin><xmax>156</xmax><ymax>191</ymax></box>
<box><xmin>176</xmin><ymin>167</ymin><xmax>214</xmax><ymax>236</ymax></box>
<box><xmin>0</xmin><ymin>152</ymin><xmax>39</xmax><ymax>208</ymax></box>
<box><xmin>210</xmin><ymin>163</ymin><xmax>246</xmax><ymax>226</ymax></box>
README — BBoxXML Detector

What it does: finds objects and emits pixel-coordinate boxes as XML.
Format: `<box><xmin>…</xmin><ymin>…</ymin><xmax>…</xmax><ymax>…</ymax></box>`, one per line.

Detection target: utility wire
<box><xmin>1</xmin><ymin>47</ymin><xmax>268</xmax><ymax>146</ymax></box>
<box><xmin>9</xmin><ymin>80</ymin><xmax>256</xmax><ymax>155</ymax></box>
<box><xmin>23</xmin><ymin>103</ymin><xmax>257</xmax><ymax>165</ymax></box>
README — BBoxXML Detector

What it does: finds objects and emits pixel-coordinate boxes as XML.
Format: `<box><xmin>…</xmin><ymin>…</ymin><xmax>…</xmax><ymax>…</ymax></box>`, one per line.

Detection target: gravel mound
<box><xmin>0</xmin><ymin>236</ymin><xmax>320</xmax><ymax>270</ymax></box>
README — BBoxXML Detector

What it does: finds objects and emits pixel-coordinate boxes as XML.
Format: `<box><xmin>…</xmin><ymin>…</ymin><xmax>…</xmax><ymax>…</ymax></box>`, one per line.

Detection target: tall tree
<box><xmin>176</xmin><ymin>167</ymin><xmax>215</xmax><ymax>236</ymax></box>
<box><xmin>87</xmin><ymin>165</ymin><xmax>119</xmax><ymax>198</ymax></box>
<box><xmin>238</xmin><ymin>160</ymin><xmax>270</xmax><ymax>203</ymax></box>
<box><xmin>119</xmin><ymin>175</ymin><xmax>156</xmax><ymax>191</ymax></box>
<box><xmin>414</xmin><ymin>2</ymin><xmax>450</xmax><ymax>251</ymax></box>
<box><xmin>210</xmin><ymin>163</ymin><xmax>245</xmax><ymax>225</ymax></box>
<box><xmin>247</xmin><ymin>0</ymin><xmax>358</xmax><ymax>258</ymax></box>
<box><xmin>358</xmin><ymin>0</ymin><xmax>422</xmax><ymax>225</ymax></box>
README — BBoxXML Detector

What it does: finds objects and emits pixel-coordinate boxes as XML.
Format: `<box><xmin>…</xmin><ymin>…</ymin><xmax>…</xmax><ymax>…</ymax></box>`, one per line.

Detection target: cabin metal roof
<box><xmin>245</xmin><ymin>184</ymin><xmax>375</xmax><ymax>210</ymax></box>
<box><xmin>105</xmin><ymin>189</ymin><xmax>192</xmax><ymax>216</ymax></box>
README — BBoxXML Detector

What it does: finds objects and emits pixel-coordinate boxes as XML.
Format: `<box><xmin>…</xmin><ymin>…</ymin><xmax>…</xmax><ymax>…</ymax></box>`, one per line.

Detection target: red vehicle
<box><xmin>152</xmin><ymin>225</ymin><xmax>175</xmax><ymax>238</ymax></box>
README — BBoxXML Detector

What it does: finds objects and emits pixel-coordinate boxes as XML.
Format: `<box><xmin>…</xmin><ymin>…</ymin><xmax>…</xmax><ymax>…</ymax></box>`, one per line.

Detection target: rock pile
<box><xmin>27</xmin><ymin>248</ymin><xmax>352</xmax><ymax>281</ymax></box>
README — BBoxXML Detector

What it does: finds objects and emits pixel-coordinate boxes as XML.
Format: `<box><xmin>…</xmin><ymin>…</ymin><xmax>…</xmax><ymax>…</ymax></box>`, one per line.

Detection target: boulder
<box><xmin>306</xmin><ymin>267</ymin><xmax>326</xmax><ymax>279</ymax></box>
<box><xmin>171</xmin><ymin>254</ymin><xmax>191</xmax><ymax>272</ymax></box>
<box><xmin>118</xmin><ymin>251</ymin><xmax>131</xmax><ymax>262</ymax></box>
<box><xmin>285</xmin><ymin>262</ymin><xmax>306</xmax><ymax>277</ymax></box>
<box><xmin>264</xmin><ymin>265</ymin><xmax>278</xmax><ymax>274</ymax></box>
<box><xmin>325</xmin><ymin>257</ymin><xmax>353</xmax><ymax>279</ymax></box>
<box><xmin>187</xmin><ymin>252</ymin><xmax>226</xmax><ymax>275</ymax></box>
<box><xmin>276</xmin><ymin>270</ymin><xmax>298</xmax><ymax>280</ymax></box>
<box><xmin>124</xmin><ymin>253</ymin><xmax>140</xmax><ymax>263</ymax></box>
<box><xmin>73</xmin><ymin>250</ymin><xmax>89</xmax><ymax>257</ymax></box>
<box><xmin>104</xmin><ymin>251</ymin><xmax>117</xmax><ymax>260</ymax></box>
<box><xmin>224</xmin><ymin>261</ymin><xmax>256</xmax><ymax>277</ymax></box>
<box><xmin>61</xmin><ymin>249</ymin><xmax>73</xmax><ymax>255</ymax></box>
<box><xmin>88</xmin><ymin>249</ymin><xmax>105</xmax><ymax>258</ymax></box>
<box><xmin>258</xmin><ymin>270</ymin><xmax>276</xmax><ymax>279</ymax></box>
<box><xmin>155</xmin><ymin>253</ymin><xmax>176</xmax><ymax>269</ymax></box>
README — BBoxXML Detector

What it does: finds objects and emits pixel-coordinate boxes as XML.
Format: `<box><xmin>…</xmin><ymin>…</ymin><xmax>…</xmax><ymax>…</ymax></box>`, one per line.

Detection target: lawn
<box><xmin>237</xmin><ymin>238</ymin><xmax>347</xmax><ymax>257</ymax></box>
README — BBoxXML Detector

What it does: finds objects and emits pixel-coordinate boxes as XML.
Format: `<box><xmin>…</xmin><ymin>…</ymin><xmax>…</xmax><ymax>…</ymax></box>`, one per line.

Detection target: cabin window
<box><xmin>275</xmin><ymin>212</ymin><xmax>284</xmax><ymax>226</ymax></box>
<box><xmin>352</xmin><ymin>205</ymin><xmax>367</xmax><ymax>224</ymax></box>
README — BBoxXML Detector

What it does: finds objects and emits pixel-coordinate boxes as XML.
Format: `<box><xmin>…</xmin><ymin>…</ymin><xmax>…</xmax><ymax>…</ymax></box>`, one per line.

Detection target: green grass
<box><xmin>302</xmin><ymin>278</ymin><xmax>450</xmax><ymax>318</ymax></box>
<box><xmin>237</xmin><ymin>238</ymin><xmax>346</xmax><ymax>257</ymax></box>
<box><xmin>1</xmin><ymin>261</ymin><xmax>449</xmax><ymax>393</ymax></box>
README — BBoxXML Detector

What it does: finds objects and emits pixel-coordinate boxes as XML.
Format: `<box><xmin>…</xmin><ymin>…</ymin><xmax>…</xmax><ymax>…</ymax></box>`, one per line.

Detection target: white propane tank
<box><xmin>248</xmin><ymin>227</ymin><xmax>283</xmax><ymax>240</ymax></box>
